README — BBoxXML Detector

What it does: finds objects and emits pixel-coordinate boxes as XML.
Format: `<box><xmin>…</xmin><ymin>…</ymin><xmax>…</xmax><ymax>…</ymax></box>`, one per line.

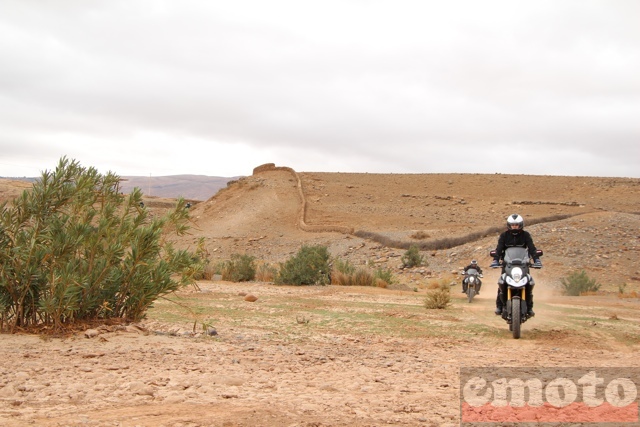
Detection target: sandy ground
<box><xmin>1</xmin><ymin>279</ymin><xmax>639</xmax><ymax>427</ymax></box>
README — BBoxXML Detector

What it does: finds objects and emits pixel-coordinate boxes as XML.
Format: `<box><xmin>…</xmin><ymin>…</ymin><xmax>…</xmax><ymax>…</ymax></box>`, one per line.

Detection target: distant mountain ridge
<box><xmin>121</xmin><ymin>175</ymin><xmax>241</xmax><ymax>201</ymax></box>
<box><xmin>1</xmin><ymin>175</ymin><xmax>240</xmax><ymax>201</ymax></box>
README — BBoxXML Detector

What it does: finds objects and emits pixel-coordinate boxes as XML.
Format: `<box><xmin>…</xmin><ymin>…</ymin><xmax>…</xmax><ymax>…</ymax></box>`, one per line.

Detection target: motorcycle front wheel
<box><xmin>511</xmin><ymin>298</ymin><xmax>522</xmax><ymax>339</ymax></box>
<box><xmin>467</xmin><ymin>288</ymin><xmax>475</xmax><ymax>303</ymax></box>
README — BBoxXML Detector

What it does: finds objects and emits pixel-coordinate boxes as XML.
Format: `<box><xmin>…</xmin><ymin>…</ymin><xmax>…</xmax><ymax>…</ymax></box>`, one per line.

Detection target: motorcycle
<box><xmin>490</xmin><ymin>247</ymin><xmax>543</xmax><ymax>339</ymax></box>
<box><xmin>462</xmin><ymin>268</ymin><xmax>483</xmax><ymax>303</ymax></box>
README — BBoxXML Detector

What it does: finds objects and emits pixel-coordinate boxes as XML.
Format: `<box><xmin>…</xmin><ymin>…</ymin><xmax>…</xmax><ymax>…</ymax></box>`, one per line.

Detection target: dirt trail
<box><xmin>1</xmin><ymin>281</ymin><xmax>638</xmax><ymax>427</ymax></box>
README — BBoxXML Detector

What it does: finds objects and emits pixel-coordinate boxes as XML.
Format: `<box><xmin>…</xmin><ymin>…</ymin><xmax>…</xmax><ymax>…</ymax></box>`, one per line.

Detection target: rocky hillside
<box><xmin>2</xmin><ymin>167</ymin><xmax>639</xmax><ymax>292</ymax></box>
<box><xmin>179</xmin><ymin>165</ymin><xmax>640</xmax><ymax>292</ymax></box>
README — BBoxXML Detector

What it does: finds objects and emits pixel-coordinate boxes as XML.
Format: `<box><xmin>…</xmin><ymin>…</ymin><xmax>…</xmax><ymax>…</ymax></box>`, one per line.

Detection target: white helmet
<box><xmin>507</xmin><ymin>214</ymin><xmax>524</xmax><ymax>234</ymax></box>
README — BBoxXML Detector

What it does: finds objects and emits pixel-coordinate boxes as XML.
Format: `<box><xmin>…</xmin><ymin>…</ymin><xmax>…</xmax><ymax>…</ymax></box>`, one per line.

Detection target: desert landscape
<box><xmin>1</xmin><ymin>165</ymin><xmax>639</xmax><ymax>426</ymax></box>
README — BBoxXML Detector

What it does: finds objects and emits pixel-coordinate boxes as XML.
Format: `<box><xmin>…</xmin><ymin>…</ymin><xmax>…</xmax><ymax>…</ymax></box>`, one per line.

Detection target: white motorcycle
<box><xmin>462</xmin><ymin>268</ymin><xmax>483</xmax><ymax>303</ymax></box>
<box><xmin>491</xmin><ymin>247</ymin><xmax>543</xmax><ymax>339</ymax></box>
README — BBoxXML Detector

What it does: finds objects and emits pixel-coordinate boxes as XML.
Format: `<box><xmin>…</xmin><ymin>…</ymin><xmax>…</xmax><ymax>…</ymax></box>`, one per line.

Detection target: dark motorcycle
<box><xmin>462</xmin><ymin>268</ymin><xmax>482</xmax><ymax>303</ymax></box>
<box><xmin>490</xmin><ymin>247</ymin><xmax>543</xmax><ymax>339</ymax></box>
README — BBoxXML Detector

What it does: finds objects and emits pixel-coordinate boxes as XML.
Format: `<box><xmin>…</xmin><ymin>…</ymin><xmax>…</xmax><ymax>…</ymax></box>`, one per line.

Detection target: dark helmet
<box><xmin>507</xmin><ymin>213</ymin><xmax>524</xmax><ymax>235</ymax></box>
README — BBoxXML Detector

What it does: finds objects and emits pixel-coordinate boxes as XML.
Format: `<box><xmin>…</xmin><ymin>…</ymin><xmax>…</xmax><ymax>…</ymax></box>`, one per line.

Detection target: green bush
<box><xmin>618</xmin><ymin>283</ymin><xmax>627</xmax><ymax>295</ymax></box>
<box><xmin>0</xmin><ymin>157</ymin><xmax>203</xmax><ymax>331</ymax></box>
<box><xmin>424</xmin><ymin>283</ymin><xmax>451</xmax><ymax>309</ymax></box>
<box><xmin>560</xmin><ymin>270</ymin><xmax>601</xmax><ymax>296</ymax></box>
<box><xmin>374</xmin><ymin>268</ymin><xmax>394</xmax><ymax>285</ymax></box>
<box><xmin>402</xmin><ymin>245</ymin><xmax>424</xmax><ymax>268</ymax></box>
<box><xmin>276</xmin><ymin>245</ymin><xmax>330</xmax><ymax>286</ymax></box>
<box><xmin>221</xmin><ymin>254</ymin><xmax>256</xmax><ymax>282</ymax></box>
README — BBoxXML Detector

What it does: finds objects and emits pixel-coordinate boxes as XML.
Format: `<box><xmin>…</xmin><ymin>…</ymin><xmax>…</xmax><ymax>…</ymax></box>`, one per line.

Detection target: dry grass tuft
<box><xmin>410</xmin><ymin>231</ymin><xmax>430</xmax><ymax>240</ymax></box>
<box><xmin>424</xmin><ymin>283</ymin><xmax>451</xmax><ymax>309</ymax></box>
<box><xmin>255</xmin><ymin>263</ymin><xmax>277</xmax><ymax>282</ymax></box>
<box><xmin>331</xmin><ymin>268</ymin><xmax>376</xmax><ymax>287</ymax></box>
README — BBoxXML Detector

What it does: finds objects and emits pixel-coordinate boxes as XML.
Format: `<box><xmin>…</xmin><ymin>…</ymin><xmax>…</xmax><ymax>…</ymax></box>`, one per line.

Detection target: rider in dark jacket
<box><xmin>461</xmin><ymin>260</ymin><xmax>483</xmax><ymax>294</ymax></box>
<box><xmin>491</xmin><ymin>214</ymin><xmax>542</xmax><ymax>317</ymax></box>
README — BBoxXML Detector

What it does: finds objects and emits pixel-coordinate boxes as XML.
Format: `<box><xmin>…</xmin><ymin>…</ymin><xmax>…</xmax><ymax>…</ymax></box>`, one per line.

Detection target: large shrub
<box><xmin>560</xmin><ymin>270</ymin><xmax>601</xmax><ymax>296</ymax></box>
<box><xmin>276</xmin><ymin>245</ymin><xmax>330</xmax><ymax>286</ymax></box>
<box><xmin>0</xmin><ymin>157</ymin><xmax>203</xmax><ymax>331</ymax></box>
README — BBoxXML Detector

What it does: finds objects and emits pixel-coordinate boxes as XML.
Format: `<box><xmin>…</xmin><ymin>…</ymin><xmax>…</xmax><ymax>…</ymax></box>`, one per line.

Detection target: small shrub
<box><xmin>375</xmin><ymin>278</ymin><xmax>389</xmax><ymax>288</ymax></box>
<box><xmin>424</xmin><ymin>283</ymin><xmax>451</xmax><ymax>309</ymax></box>
<box><xmin>221</xmin><ymin>254</ymin><xmax>256</xmax><ymax>282</ymax></box>
<box><xmin>374</xmin><ymin>268</ymin><xmax>394</xmax><ymax>286</ymax></box>
<box><xmin>197</xmin><ymin>262</ymin><xmax>217</xmax><ymax>281</ymax></box>
<box><xmin>255</xmin><ymin>262</ymin><xmax>277</xmax><ymax>282</ymax></box>
<box><xmin>402</xmin><ymin>245</ymin><xmax>424</xmax><ymax>268</ymax></box>
<box><xmin>426</xmin><ymin>277</ymin><xmax>450</xmax><ymax>290</ymax></box>
<box><xmin>276</xmin><ymin>245</ymin><xmax>330</xmax><ymax>286</ymax></box>
<box><xmin>618</xmin><ymin>283</ymin><xmax>627</xmax><ymax>295</ymax></box>
<box><xmin>560</xmin><ymin>270</ymin><xmax>601</xmax><ymax>296</ymax></box>
<box><xmin>352</xmin><ymin>269</ymin><xmax>375</xmax><ymax>287</ymax></box>
<box><xmin>410</xmin><ymin>231</ymin><xmax>430</xmax><ymax>240</ymax></box>
<box><xmin>191</xmin><ymin>238</ymin><xmax>212</xmax><ymax>280</ymax></box>
<box><xmin>618</xmin><ymin>290</ymin><xmax>638</xmax><ymax>299</ymax></box>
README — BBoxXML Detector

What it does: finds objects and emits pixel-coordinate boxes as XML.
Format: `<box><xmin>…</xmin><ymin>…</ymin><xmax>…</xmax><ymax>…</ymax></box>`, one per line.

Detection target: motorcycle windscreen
<box><xmin>504</xmin><ymin>247</ymin><xmax>529</xmax><ymax>265</ymax></box>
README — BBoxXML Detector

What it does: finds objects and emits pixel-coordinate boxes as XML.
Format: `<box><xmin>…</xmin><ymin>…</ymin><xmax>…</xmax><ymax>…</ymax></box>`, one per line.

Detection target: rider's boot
<box><xmin>494</xmin><ymin>291</ymin><xmax>503</xmax><ymax>315</ymax></box>
<box><xmin>526</xmin><ymin>286</ymin><xmax>535</xmax><ymax>317</ymax></box>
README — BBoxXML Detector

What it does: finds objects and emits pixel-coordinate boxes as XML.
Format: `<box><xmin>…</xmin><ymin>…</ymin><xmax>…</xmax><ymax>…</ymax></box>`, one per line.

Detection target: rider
<box><xmin>462</xmin><ymin>260</ymin><xmax>483</xmax><ymax>294</ymax></box>
<box><xmin>490</xmin><ymin>214</ymin><xmax>542</xmax><ymax>317</ymax></box>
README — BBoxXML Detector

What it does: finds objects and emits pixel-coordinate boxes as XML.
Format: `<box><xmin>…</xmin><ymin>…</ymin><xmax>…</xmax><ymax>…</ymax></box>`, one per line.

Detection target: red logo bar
<box><xmin>462</xmin><ymin>402</ymin><xmax>638</xmax><ymax>423</ymax></box>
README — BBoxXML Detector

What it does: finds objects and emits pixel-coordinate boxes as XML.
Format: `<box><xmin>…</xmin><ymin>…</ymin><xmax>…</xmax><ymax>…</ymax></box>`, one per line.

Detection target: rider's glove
<box><xmin>490</xmin><ymin>259</ymin><xmax>500</xmax><ymax>268</ymax></box>
<box><xmin>533</xmin><ymin>258</ymin><xmax>543</xmax><ymax>268</ymax></box>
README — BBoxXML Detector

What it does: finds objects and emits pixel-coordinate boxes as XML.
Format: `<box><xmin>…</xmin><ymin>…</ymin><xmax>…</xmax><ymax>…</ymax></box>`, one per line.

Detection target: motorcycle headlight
<box><xmin>512</xmin><ymin>267</ymin><xmax>523</xmax><ymax>282</ymax></box>
<box><xmin>468</xmin><ymin>276</ymin><xmax>475</xmax><ymax>284</ymax></box>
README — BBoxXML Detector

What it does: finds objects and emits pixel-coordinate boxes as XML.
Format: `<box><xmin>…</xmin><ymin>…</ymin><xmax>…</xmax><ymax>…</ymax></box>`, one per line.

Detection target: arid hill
<box><xmin>178</xmin><ymin>164</ymin><xmax>640</xmax><ymax>292</ymax></box>
<box><xmin>2</xmin><ymin>167</ymin><xmax>639</xmax><ymax>291</ymax></box>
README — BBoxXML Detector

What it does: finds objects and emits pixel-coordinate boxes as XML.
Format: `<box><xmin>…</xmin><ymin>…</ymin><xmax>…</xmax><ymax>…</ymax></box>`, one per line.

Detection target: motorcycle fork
<box><xmin>507</xmin><ymin>288</ymin><xmax>526</xmax><ymax>300</ymax></box>
<box><xmin>506</xmin><ymin>288</ymin><xmax>526</xmax><ymax>321</ymax></box>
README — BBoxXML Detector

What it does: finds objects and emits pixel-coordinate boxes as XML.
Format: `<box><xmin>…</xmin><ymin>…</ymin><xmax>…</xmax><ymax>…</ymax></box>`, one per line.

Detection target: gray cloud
<box><xmin>1</xmin><ymin>0</ymin><xmax>639</xmax><ymax>178</ymax></box>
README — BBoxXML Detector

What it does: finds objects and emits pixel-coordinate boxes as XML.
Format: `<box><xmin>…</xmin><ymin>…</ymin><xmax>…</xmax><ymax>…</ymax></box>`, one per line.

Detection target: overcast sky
<box><xmin>1</xmin><ymin>0</ymin><xmax>638</xmax><ymax>179</ymax></box>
